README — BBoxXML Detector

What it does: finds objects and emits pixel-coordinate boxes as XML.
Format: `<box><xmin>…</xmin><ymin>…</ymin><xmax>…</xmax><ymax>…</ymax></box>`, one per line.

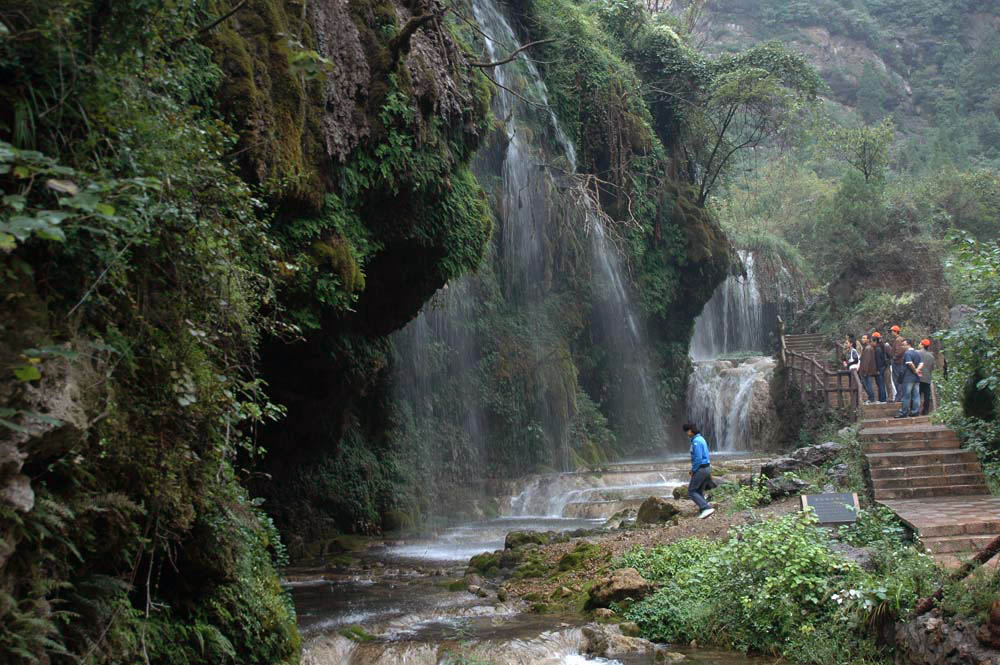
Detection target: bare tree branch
<box><xmin>468</xmin><ymin>39</ymin><xmax>555</xmax><ymax>68</ymax></box>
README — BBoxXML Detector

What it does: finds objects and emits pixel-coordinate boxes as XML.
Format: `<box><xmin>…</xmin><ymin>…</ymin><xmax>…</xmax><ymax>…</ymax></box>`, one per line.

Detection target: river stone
<box><xmin>761</xmin><ymin>441</ymin><xmax>843</xmax><ymax>478</ymax></box>
<box><xmin>672</xmin><ymin>485</ymin><xmax>688</xmax><ymax>500</ymax></box>
<box><xmin>583</xmin><ymin>624</ymin><xmax>660</xmax><ymax>660</ymax></box>
<box><xmin>636</xmin><ymin>497</ymin><xmax>680</xmax><ymax>525</ymax></box>
<box><xmin>656</xmin><ymin>651</ymin><xmax>687</xmax><ymax>663</ymax></box>
<box><xmin>593</xmin><ymin>608</ymin><xmax>615</xmax><ymax>619</ymax></box>
<box><xmin>603</xmin><ymin>508</ymin><xmax>637</xmax><ymax>529</ymax></box>
<box><xmin>586</xmin><ymin>568</ymin><xmax>654</xmax><ymax>609</ymax></box>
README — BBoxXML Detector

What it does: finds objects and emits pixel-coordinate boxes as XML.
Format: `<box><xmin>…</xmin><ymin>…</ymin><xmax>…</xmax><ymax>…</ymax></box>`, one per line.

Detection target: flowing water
<box><xmin>686</xmin><ymin>252</ymin><xmax>780</xmax><ymax>451</ymax></box>
<box><xmin>292</xmin><ymin>456</ymin><xmax>766</xmax><ymax>665</ymax></box>
<box><xmin>295</xmin><ymin>1</ymin><xmax>758</xmax><ymax>661</ymax></box>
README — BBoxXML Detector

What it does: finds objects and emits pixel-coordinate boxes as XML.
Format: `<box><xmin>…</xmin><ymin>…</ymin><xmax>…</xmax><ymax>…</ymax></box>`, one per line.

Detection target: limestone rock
<box><xmin>897</xmin><ymin>609</ymin><xmax>1000</xmax><ymax>665</ymax></box>
<box><xmin>761</xmin><ymin>441</ymin><xmax>843</xmax><ymax>478</ymax></box>
<box><xmin>655</xmin><ymin>651</ymin><xmax>687</xmax><ymax>663</ymax></box>
<box><xmin>504</xmin><ymin>530</ymin><xmax>552</xmax><ymax>549</ymax></box>
<box><xmin>636</xmin><ymin>497</ymin><xmax>680</xmax><ymax>525</ymax></box>
<box><xmin>586</xmin><ymin>568</ymin><xmax>654</xmax><ymax>609</ymax></box>
<box><xmin>619</xmin><ymin>621</ymin><xmax>641</xmax><ymax>637</ymax></box>
<box><xmin>593</xmin><ymin>608</ymin><xmax>615</xmax><ymax>619</ymax></box>
<box><xmin>980</xmin><ymin>601</ymin><xmax>1000</xmax><ymax>649</ymax></box>
<box><xmin>583</xmin><ymin>624</ymin><xmax>660</xmax><ymax>660</ymax></box>
<box><xmin>827</xmin><ymin>463</ymin><xmax>850</xmax><ymax>486</ymax></box>
<box><xmin>672</xmin><ymin>485</ymin><xmax>689</xmax><ymax>500</ymax></box>
<box><xmin>603</xmin><ymin>508</ymin><xmax>637</xmax><ymax>529</ymax></box>
<box><xmin>764</xmin><ymin>475</ymin><xmax>808</xmax><ymax>498</ymax></box>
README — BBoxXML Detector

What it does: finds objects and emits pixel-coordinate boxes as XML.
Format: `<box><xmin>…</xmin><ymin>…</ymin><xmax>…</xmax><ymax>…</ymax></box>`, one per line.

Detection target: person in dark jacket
<box><xmin>858</xmin><ymin>334</ymin><xmax>878</xmax><ymax>403</ymax></box>
<box><xmin>872</xmin><ymin>331</ymin><xmax>889</xmax><ymax>402</ymax></box>
<box><xmin>917</xmin><ymin>338</ymin><xmax>936</xmax><ymax>415</ymax></box>
<box><xmin>896</xmin><ymin>339</ymin><xmax>924</xmax><ymax>418</ymax></box>
<box><xmin>683</xmin><ymin>423</ymin><xmax>715</xmax><ymax>519</ymax></box>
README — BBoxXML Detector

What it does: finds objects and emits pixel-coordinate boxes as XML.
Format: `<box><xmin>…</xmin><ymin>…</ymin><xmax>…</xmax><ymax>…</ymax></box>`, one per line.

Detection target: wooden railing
<box><xmin>778</xmin><ymin>317</ymin><xmax>864</xmax><ymax>421</ymax></box>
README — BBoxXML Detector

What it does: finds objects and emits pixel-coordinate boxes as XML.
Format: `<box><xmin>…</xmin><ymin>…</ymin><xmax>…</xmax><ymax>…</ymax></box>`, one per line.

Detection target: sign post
<box><xmin>800</xmin><ymin>493</ymin><xmax>860</xmax><ymax>526</ymax></box>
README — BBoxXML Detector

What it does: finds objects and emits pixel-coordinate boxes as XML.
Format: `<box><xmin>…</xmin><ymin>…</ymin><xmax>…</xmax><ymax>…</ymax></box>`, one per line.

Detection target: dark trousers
<box><xmin>919</xmin><ymin>382</ymin><xmax>932</xmax><ymax>415</ymax></box>
<box><xmin>689</xmin><ymin>466</ymin><xmax>712</xmax><ymax>511</ymax></box>
<box><xmin>861</xmin><ymin>374</ymin><xmax>875</xmax><ymax>401</ymax></box>
<box><xmin>875</xmin><ymin>371</ymin><xmax>887</xmax><ymax>402</ymax></box>
<box><xmin>892</xmin><ymin>363</ymin><xmax>905</xmax><ymax>401</ymax></box>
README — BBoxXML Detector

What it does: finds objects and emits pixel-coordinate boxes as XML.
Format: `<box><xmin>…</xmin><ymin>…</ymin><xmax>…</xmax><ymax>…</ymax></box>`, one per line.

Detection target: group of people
<box><xmin>842</xmin><ymin>325</ymin><xmax>939</xmax><ymax>419</ymax></box>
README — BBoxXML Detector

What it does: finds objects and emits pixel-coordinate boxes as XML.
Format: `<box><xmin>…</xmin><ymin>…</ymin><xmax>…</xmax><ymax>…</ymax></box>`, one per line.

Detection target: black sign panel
<box><xmin>800</xmin><ymin>493</ymin><xmax>860</xmax><ymax>525</ymax></box>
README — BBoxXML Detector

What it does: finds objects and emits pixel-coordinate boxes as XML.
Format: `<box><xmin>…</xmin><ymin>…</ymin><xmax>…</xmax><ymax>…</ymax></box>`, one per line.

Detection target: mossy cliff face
<box><xmin>217</xmin><ymin>0</ymin><xmax>496</xmax><ymax>543</ymax></box>
<box><xmin>508</xmin><ymin>0</ymin><xmax>732</xmax><ymax>410</ymax></box>
<box><xmin>0</xmin><ymin>0</ymin><xmax>491</xmax><ymax>662</ymax></box>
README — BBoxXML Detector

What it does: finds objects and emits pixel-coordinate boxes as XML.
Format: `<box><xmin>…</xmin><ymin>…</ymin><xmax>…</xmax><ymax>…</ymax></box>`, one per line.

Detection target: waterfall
<box><xmin>390</xmin><ymin>0</ymin><xmax>666</xmax><ymax>498</ymax></box>
<box><xmin>685</xmin><ymin>251</ymin><xmax>779</xmax><ymax>451</ymax></box>
<box><xmin>689</xmin><ymin>251</ymin><xmax>767</xmax><ymax>360</ymax></box>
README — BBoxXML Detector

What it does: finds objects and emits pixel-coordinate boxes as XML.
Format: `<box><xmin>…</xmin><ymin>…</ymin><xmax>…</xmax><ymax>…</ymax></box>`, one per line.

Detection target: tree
<box><xmin>827</xmin><ymin>117</ymin><xmax>894</xmax><ymax>183</ymax></box>
<box><xmin>686</xmin><ymin>42</ymin><xmax>821</xmax><ymax>205</ymax></box>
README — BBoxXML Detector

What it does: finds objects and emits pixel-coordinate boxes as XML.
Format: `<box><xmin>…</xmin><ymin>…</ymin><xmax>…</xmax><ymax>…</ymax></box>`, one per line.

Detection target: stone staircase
<box><xmin>861</xmin><ymin>402</ymin><xmax>999</xmax><ymax>565</ymax></box>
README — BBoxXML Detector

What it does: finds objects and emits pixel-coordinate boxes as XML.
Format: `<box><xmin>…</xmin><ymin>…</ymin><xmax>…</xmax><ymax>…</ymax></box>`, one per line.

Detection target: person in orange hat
<box><xmin>917</xmin><ymin>339</ymin><xmax>936</xmax><ymax>415</ymax></box>
<box><xmin>888</xmin><ymin>325</ymin><xmax>906</xmax><ymax>402</ymax></box>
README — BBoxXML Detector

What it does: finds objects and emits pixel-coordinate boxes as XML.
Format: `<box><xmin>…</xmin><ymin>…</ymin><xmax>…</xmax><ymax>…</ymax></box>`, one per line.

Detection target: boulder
<box><xmin>504</xmin><ymin>530</ymin><xmax>550</xmax><ymax>549</ymax></box>
<box><xmin>602</xmin><ymin>508</ymin><xmax>637</xmax><ymax>529</ymax></box>
<box><xmin>980</xmin><ymin>601</ymin><xmax>1000</xmax><ymax>649</ymax></box>
<box><xmin>586</xmin><ymin>568</ymin><xmax>654</xmax><ymax>609</ymax></box>
<box><xmin>764</xmin><ymin>475</ymin><xmax>808</xmax><ymax>498</ymax></box>
<box><xmin>583</xmin><ymin>624</ymin><xmax>660</xmax><ymax>661</ymax></box>
<box><xmin>672</xmin><ymin>485</ymin><xmax>688</xmax><ymax>500</ymax></box>
<box><xmin>761</xmin><ymin>441</ymin><xmax>842</xmax><ymax>478</ymax></box>
<box><xmin>636</xmin><ymin>497</ymin><xmax>680</xmax><ymax>525</ymax></box>
<box><xmin>593</xmin><ymin>608</ymin><xmax>615</xmax><ymax>619</ymax></box>
<box><xmin>897</xmin><ymin>610</ymin><xmax>1000</xmax><ymax>665</ymax></box>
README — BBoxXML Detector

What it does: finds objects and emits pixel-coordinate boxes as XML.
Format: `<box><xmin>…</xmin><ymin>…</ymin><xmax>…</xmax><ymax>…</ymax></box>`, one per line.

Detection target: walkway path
<box><xmin>861</xmin><ymin>402</ymin><xmax>999</xmax><ymax>567</ymax></box>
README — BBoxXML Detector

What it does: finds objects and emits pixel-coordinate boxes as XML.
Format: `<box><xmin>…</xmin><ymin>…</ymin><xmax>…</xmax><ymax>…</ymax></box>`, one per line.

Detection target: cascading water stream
<box><xmin>686</xmin><ymin>251</ymin><xmax>779</xmax><ymax>451</ymax></box>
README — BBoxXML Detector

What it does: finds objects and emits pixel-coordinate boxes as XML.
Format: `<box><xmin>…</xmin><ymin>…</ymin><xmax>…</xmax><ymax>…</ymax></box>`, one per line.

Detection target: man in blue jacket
<box><xmin>684</xmin><ymin>423</ymin><xmax>715</xmax><ymax>519</ymax></box>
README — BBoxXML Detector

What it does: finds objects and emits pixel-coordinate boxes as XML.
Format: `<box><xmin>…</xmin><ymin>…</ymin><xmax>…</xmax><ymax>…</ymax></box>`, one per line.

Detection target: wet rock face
<box><xmin>981</xmin><ymin>601</ymin><xmax>1000</xmax><ymax>650</ymax></box>
<box><xmin>586</xmin><ymin>567</ymin><xmax>654</xmax><ymax>609</ymax></box>
<box><xmin>636</xmin><ymin>496</ymin><xmax>680</xmax><ymax>525</ymax></box>
<box><xmin>896</xmin><ymin>610</ymin><xmax>1000</xmax><ymax>665</ymax></box>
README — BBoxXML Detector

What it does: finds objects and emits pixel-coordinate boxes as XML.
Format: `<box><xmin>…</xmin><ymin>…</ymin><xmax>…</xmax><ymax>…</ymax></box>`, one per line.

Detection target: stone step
<box><xmin>873</xmin><ymin>483</ymin><xmax>990</xmax><ymax>500</ymax></box>
<box><xmin>866</xmin><ymin>450</ymin><xmax>980</xmax><ymax>468</ymax></box>
<box><xmin>921</xmin><ymin>535</ymin><xmax>999</xmax><ymax>554</ymax></box>
<box><xmin>872</xmin><ymin>473</ymin><xmax>986</xmax><ymax>490</ymax></box>
<box><xmin>933</xmin><ymin>554</ymin><xmax>1000</xmax><ymax>570</ymax></box>
<box><xmin>864</xmin><ymin>437</ymin><xmax>961</xmax><ymax>453</ymax></box>
<box><xmin>864</xmin><ymin>403</ymin><xmax>906</xmax><ymax>417</ymax></box>
<box><xmin>859</xmin><ymin>424</ymin><xmax>957</xmax><ymax>441</ymax></box>
<box><xmin>869</xmin><ymin>461</ymin><xmax>983</xmax><ymax>480</ymax></box>
<box><xmin>915</xmin><ymin>519</ymin><xmax>1000</xmax><ymax>538</ymax></box>
<box><xmin>861</xmin><ymin>415</ymin><xmax>931</xmax><ymax>428</ymax></box>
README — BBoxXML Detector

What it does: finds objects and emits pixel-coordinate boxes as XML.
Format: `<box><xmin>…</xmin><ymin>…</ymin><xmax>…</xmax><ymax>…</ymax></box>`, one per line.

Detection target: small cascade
<box><xmin>689</xmin><ymin>251</ymin><xmax>768</xmax><ymax>360</ymax></box>
<box><xmin>686</xmin><ymin>251</ymin><xmax>782</xmax><ymax>451</ymax></box>
<box><xmin>686</xmin><ymin>357</ymin><xmax>776</xmax><ymax>451</ymax></box>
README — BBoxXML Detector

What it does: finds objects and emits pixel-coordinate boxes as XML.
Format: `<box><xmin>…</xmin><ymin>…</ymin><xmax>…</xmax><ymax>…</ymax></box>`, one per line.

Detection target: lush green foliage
<box><xmin>621</xmin><ymin>512</ymin><xmax>940</xmax><ymax>663</ymax></box>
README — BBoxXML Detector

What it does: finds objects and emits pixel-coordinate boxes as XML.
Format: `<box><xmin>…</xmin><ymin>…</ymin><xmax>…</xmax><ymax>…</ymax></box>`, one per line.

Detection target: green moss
<box><xmin>557</xmin><ymin>543</ymin><xmax>603</xmax><ymax>571</ymax></box>
<box><xmin>468</xmin><ymin>551</ymin><xmax>502</xmax><ymax>574</ymax></box>
<box><xmin>339</xmin><ymin>624</ymin><xmax>376</xmax><ymax>642</ymax></box>
<box><xmin>445</xmin><ymin>579</ymin><xmax>468</xmax><ymax>592</ymax></box>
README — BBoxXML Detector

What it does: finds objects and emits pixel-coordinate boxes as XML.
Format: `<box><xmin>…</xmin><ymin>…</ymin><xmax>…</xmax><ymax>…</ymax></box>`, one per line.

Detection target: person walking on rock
<box><xmin>683</xmin><ymin>423</ymin><xmax>715</xmax><ymax>519</ymax></box>
<box><xmin>872</xmin><ymin>331</ymin><xmax>889</xmax><ymax>402</ymax></box>
<box><xmin>889</xmin><ymin>325</ymin><xmax>906</xmax><ymax>402</ymax></box>
<box><xmin>917</xmin><ymin>338</ymin><xmax>936</xmax><ymax>415</ymax></box>
<box><xmin>859</xmin><ymin>334</ymin><xmax>878</xmax><ymax>404</ymax></box>
<box><xmin>896</xmin><ymin>339</ymin><xmax>924</xmax><ymax>418</ymax></box>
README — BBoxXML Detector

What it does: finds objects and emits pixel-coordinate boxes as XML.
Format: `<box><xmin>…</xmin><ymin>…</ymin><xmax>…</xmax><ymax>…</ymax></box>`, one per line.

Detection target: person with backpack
<box><xmin>683</xmin><ymin>423</ymin><xmax>715</xmax><ymax>519</ymax></box>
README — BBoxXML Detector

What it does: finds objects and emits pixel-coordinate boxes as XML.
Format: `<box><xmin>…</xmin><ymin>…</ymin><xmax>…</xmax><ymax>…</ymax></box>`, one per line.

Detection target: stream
<box><xmin>287</xmin><ymin>457</ymin><xmax>769</xmax><ymax>665</ymax></box>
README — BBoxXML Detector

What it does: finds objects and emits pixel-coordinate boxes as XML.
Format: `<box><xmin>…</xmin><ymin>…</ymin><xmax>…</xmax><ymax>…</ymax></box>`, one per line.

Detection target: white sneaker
<box><xmin>698</xmin><ymin>508</ymin><xmax>716</xmax><ymax>519</ymax></box>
